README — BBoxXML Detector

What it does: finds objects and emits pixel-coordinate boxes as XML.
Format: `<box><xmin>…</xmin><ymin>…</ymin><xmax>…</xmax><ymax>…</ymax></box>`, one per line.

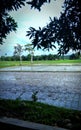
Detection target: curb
<box><xmin>0</xmin><ymin>117</ymin><xmax>68</xmax><ymax>130</ymax></box>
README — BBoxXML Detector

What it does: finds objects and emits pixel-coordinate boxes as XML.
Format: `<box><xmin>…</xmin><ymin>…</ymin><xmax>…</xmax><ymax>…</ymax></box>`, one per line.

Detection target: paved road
<box><xmin>0</xmin><ymin>67</ymin><xmax>81</xmax><ymax>110</ymax></box>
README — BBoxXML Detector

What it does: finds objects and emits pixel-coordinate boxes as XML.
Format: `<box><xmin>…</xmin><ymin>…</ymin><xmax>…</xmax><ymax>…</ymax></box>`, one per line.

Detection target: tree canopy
<box><xmin>26</xmin><ymin>0</ymin><xmax>81</xmax><ymax>54</ymax></box>
<box><xmin>0</xmin><ymin>0</ymin><xmax>26</xmax><ymax>44</ymax></box>
<box><xmin>27</xmin><ymin>0</ymin><xmax>54</xmax><ymax>11</ymax></box>
<box><xmin>0</xmin><ymin>0</ymin><xmax>81</xmax><ymax>54</ymax></box>
<box><xmin>0</xmin><ymin>0</ymin><xmax>51</xmax><ymax>45</ymax></box>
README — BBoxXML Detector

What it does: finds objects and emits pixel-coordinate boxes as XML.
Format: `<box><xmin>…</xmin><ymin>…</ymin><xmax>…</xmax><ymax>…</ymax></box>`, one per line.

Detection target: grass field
<box><xmin>0</xmin><ymin>59</ymin><xmax>81</xmax><ymax>68</ymax></box>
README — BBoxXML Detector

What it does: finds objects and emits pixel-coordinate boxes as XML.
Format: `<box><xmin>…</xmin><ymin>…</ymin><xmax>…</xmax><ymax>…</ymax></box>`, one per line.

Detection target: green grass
<box><xmin>34</xmin><ymin>59</ymin><xmax>81</xmax><ymax>64</ymax></box>
<box><xmin>0</xmin><ymin>61</ymin><xmax>31</xmax><ymax>68</ymax></box>
<box><xmin>0</xmin><ymin>59</ymin><xmax>81</xmax><ymax>68</ymax></box>
<box><xmin>0</xmin><ymin>99</ymin><xmax>81</xmax><ymax>129</ymax></box>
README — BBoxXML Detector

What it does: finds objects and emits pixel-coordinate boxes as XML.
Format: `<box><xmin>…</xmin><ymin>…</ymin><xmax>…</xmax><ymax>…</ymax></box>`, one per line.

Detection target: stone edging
<box><xmin>0</xmin><ymin>117</ymin><xmax>68</xmax><ymax>130</ymax></box>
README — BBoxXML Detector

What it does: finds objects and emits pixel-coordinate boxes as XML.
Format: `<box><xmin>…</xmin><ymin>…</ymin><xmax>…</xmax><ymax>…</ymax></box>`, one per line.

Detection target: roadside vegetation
<box><xmin>0</xmin><ymin>99</ymin><xmax>81</xmax><ymax>130</ymax></box>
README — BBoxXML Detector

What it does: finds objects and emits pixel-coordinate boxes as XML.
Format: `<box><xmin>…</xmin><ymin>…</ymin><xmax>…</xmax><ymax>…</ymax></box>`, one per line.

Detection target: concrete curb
<box><xmin>0</xmin><ymin>117</ymin><xmax>68</xmax><ymax>130</ymax></box>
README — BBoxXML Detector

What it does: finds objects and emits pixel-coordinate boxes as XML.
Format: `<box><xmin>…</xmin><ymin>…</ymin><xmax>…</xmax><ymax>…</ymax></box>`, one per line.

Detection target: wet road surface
<box><xmin>0</xmin><ymin>68</ymin><xmax>81</xmax><ymax>110</ymax></box>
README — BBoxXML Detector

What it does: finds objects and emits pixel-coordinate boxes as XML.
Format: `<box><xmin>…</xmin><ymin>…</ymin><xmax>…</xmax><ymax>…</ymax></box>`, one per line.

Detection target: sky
<box><xmin>0</xmin><ymin>0</ymin><xmax>73</xmax><ymax>57</ymax></box>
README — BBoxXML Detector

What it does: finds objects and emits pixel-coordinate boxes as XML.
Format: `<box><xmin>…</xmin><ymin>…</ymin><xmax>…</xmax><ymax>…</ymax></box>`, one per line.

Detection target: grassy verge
<box><xmin>0</xmin><ymin>61</ymin><xmax>32</xmax><ymax>68</ymax></box>
<box><xmin>0</xmin><ymin>99</ymin><xmax>81</xmax><ymax>130</ymax></box>
<box><xmin>34</xmin><ymin>59</ymin><xmax>81</xmax><ymax>65</ymax></box>
<box><xmin>0</xmin><ymin>59</ymin><xmax>81</xmax><ymax>68</ymax></box>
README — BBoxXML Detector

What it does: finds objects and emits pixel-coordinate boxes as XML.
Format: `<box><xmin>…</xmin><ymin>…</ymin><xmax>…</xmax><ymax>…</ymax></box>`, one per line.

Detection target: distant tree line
<box><xmin>0</xmin><ymin>52</ymin><xmax>81</xmax><ymax>61</ymax></box>
<box><xmin>0</xmin><ymin>54</ymin><xmax>59</xmax><ymax>61</ymax></box>
<box><xmin>69</xmin><ymin>51</ymin><xmax>81</xmax><ymax>60</ymax></box>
